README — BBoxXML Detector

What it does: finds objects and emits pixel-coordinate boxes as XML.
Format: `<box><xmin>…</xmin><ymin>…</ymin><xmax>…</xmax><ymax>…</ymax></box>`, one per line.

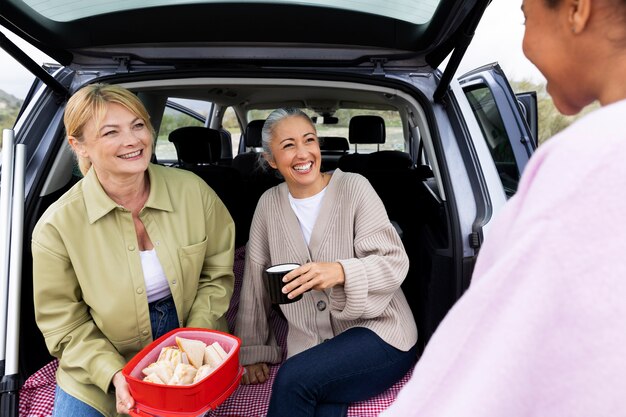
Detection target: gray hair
<box><xmin>259</xmin><ymin>108</ymin><xmax>315</xmax><ymax>171</ymax></box>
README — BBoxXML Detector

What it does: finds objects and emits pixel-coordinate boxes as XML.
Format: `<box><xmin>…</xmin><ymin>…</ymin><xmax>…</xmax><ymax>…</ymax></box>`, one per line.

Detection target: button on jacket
<box><xmin>32</xmin><ymin>163</ymin><xmax>235</xmax><ymax>417</ymax></box>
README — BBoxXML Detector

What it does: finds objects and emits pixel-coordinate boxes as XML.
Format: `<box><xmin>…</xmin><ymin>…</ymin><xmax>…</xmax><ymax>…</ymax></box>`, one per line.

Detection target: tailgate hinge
<box><xmin>371</xmin><ymin>58</ymin><xmax>387</xmax><ymax>76</ymax></box>
<box><xmin>113</xmin><ymin>56</ymin><xmax>131</xmax><ymax>73</ymax></box>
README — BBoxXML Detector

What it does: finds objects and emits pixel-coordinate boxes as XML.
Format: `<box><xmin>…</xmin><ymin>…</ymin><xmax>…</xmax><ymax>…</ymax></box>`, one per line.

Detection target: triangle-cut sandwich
<box><xmin>204</xmin><ymin>343</ymin><xmax>225</xmax><ymax>367</ymax></box>
<box><xmin>142</xmin><ymin>360</ymin><xmax>174</xmax><ymax>384</ymax></box>
<box><xmin>211</xmin><ymin>342</ymin><xmax>228</xmax><ymax>359</ymax></box>
<box><xmin>176</xmin><ymin>336</ymin><xmax>207</xmax><ymax>369</ymax></box>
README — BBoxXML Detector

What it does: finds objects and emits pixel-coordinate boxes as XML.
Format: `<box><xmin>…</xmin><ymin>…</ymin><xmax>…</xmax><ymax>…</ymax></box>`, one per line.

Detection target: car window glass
<box><xmin>156</xmin><ymin>100</ymin><xmax>207</xmax><ymax>163</ymax></box>
<box><xmin>247</xmin><ymin>108</ymin><xmax>405</xmax><ymax>152</ymax></box>
<box><xmin>22</xmin><ymin>0</ymin><xmax>441</xmax><ymax>24</ymax></box>
<box><xmin>465</xmin><ymin>85</ymin><xmax>520</xmax><ymax>197</ymax></box>
<box><xmin>223</xmin><ymin>106</ymin><xmax>241</xmax><ymax>157</ymax></box>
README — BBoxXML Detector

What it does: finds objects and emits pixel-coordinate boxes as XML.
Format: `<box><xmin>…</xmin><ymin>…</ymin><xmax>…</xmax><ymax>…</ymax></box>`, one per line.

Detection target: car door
<box><xmin>435</xmin><ymin>63</ymin><xmax>537</xmax><ymax>294</ymax></box>
<box><xmin>459</xmin><ymin>63</ymin><xmax>536</xmax><ymax>199</ymax></box>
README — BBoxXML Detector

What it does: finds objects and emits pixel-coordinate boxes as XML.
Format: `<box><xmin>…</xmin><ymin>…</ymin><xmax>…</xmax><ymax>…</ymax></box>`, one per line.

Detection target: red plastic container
<box><xmin>122</xmin><ymin>328</ymin><xmax>243</xmax><ymax>417</ymax></box>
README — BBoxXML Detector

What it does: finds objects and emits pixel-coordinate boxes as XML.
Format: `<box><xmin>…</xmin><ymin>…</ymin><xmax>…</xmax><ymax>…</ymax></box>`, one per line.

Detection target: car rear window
<box><xmin>248</xmin><ymin>108</ymin><xmax>405</xmax><ymax>153</ymax></box>
<box><xmin>20</xmin><ymin>0</ymin><xmax>441</xmax><ymax>24</ymax></box>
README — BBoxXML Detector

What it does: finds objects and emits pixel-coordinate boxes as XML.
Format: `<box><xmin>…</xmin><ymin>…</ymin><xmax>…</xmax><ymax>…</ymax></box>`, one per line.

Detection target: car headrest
<box><xmin>320</xmin><ymin>136</ymin><xmax>349</xmax><ymax>151</ymax></box>
<box><xmin>368</xmin><ymin>150</ymin><xmax>413</xmax><ymax>170</ymax></box>
<box><xmin>244</xmin><ymin>120</ymin><xmax>265</xmax><ymax>148</ymax></box>
<box><xmin>168</xmin><ymin>126</ymin><xmax>222</xmax><ymax>164</ymax></box>
<box><xmin>348</xmin><ymin>115</ymin><xmax>386</xmax><ymax>144</ymax></box>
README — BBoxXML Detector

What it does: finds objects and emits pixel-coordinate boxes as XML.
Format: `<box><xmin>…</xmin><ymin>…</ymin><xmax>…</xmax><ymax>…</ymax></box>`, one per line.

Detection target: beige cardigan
<box><xmin>236</xmin><ymin>169</ymin><xmax>417</xmax><ymax>365</ymax></box>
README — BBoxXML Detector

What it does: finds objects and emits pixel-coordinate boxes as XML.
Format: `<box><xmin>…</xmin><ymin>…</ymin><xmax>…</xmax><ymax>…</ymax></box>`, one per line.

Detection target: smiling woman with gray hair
<box><xmin>381</xmin><ymin>0</ymin><xmax>626</xmax><ymax>416</ymax></box>
<box><xmin>235</xmin><ymin>107</ymin><xmax>418</xmax><ymax>417</ymax></box>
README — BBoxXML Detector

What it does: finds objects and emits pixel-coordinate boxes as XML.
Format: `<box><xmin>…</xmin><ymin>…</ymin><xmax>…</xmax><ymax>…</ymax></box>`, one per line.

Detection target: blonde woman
<box><xmin>32</xmin><ymin>84</ymin><xmax>235</xmax><ymax>416</ymax></box>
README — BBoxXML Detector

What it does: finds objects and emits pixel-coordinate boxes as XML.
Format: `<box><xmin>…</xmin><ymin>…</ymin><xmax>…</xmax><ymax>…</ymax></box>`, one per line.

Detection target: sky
<box><xmin>0</xmin><ymin>0</ymin><xmax>545</xmax><ymax>100</ymax></box>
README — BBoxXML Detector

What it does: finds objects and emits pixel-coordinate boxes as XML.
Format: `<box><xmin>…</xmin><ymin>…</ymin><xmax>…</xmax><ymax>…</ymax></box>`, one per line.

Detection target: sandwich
<box><xmin>139</xmin><ymin>336</ymin><xmax>229</xmax><ymax>386</ymax></box>
<box><xmin>211</xmin><ymin>342</ymin><xmax>228</xmax><ymax>359</ymax></box>
<box><xmin>176</xmin><ymin>337</ymin><xmax>206</xmax><ymax>369</ymax></box>
<box><xmin>204</xmin><ymin>344</ymin><xmax>224</xmax><ymax>368</ymax></box>
<box><xmin>142</xmin><ymin>360</ymin><xmax>174</xmax><ymax>384</ymax></box>
<box><xmin>192</xmin><ymin>364</ymin><xmax>214</xmax><ymax>384</ymax></box>
<box><xmin>143</xmin><ymin>372</ymin><xmax>166</xmax><ymax>384</ymax></box>
<box><xmin>157</xmin><ymin>346</ymin><xmax>183</xmax><ymax>367</ymax></box>
<box><xmin>168</xmin><ymin>363</ymin><xmax>198</xmax><ymax>385</ymax></box>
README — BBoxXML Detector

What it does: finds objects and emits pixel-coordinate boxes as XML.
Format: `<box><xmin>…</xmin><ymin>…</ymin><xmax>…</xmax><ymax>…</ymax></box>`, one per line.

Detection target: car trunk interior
<box><xmin>18</xmin><ymin>74</ymin><xmax>460</xmax><ymax>383</ymax></box>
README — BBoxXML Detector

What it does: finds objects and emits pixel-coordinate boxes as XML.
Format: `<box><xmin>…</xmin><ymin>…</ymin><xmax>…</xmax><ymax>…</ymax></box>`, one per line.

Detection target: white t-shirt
<box><xmin>288</xmin><ymin>188</ymin><xmax>327</xmax><ymax>245</ymax></box>
<box><xmin>140</xmin><ymin>248</ymin><xmax>171</xmax><ymax>303</ymax></box>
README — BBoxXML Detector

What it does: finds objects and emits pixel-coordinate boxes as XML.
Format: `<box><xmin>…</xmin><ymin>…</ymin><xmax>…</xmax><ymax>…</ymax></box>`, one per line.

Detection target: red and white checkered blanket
<box><xmin>207</xmin><ymin>365</ymin><xmax>413</xmax><ymax>417</ymax></box>
<box><xmin>19</xmin><ymin>359</ymin><xmax>412</xmax><ymax>417</ymax></box>
<box><xmin>19</xmin><ymin>246</ymin><xmax>413</xmax><ymax>416</ymax></box>
<box><xmin>19</xmin><ymin>358</ymin><xmax>57</xmax><ymax>417</ymax></box>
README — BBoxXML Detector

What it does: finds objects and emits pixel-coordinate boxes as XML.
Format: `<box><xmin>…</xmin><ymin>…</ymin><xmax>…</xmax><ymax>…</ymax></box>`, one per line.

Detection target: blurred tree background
<box><xmin>510</xmin><ymin>80</ymin><xmax>599</xmax><ymax>145</ymax></box>
<box><xmin>0</xmin><ymin>90</ymin><xmax>22</xmax><ymax>136</ymax></box>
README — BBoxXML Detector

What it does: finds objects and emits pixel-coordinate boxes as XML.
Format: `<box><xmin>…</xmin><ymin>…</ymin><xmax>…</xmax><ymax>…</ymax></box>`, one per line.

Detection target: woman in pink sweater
<box><xmin>382</xmin><ymin>0</ymin><xmax>626</xmax><ymax>416</ymax></box>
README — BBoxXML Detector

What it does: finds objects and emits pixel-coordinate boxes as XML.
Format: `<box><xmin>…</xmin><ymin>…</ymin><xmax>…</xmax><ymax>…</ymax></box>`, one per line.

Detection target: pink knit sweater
<box><xmin>382</xmin><ymin>99</ymin><xmax>626</xmax><ymax>417</ymax></box>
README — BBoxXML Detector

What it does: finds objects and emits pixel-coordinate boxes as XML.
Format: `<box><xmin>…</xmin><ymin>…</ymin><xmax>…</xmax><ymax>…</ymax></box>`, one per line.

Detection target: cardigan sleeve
<box><xmin>330</xmin><ymin>177</ymin><xmax>409</xmax><ymax>321</ymax></box>
<box><xmin>235</xmin><ymin>198</ymin><xmax>283</xmax><ymax>365</ymax></box>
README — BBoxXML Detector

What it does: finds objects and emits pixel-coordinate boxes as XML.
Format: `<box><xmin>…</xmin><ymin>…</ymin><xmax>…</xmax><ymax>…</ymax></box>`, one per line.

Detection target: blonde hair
<box><xmin>64</xmin><ymin>84</ymin><xmax>155</xmax><ymax>175</ymax></box>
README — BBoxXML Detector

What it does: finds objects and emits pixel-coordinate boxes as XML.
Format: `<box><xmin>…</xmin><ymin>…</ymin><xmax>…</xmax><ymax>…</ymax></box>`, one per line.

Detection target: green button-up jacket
<box><xmin>32</xmin><ymin>163</ymin><xmax>235</xmax><ymax>417</ymax></box>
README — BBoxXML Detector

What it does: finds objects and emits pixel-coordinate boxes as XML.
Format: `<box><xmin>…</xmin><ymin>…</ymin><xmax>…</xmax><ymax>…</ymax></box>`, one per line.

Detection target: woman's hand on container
<box><xmin>282</xmin><ymin>262</ymin><xmax>345</xmax><ymax>299</ymax></box>
<box><xmin>112</xmin><ymin>371</ymin><xmax>135</xmax><ymax>414</ymax></box>
<box><xmin>242</xmin><ymin>363</ymin><xmax>270</xmax><ymax>385</ymax></box>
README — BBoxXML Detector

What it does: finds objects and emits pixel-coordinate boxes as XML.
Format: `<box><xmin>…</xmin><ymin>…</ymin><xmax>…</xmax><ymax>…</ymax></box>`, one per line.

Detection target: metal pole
<box><xmin>1</xmin><ymin>144</ymin><xmax>25</xmax><ymax>417</ymax></box>
<box><xmin>0</xmin><ymin>129</ymin><xmax>15</xmax><ymax>373</ymax></box>
<box><xmin>5</xmin><ymin>143</ymin><xmax>24</xmax><ymax>375</ymax></box>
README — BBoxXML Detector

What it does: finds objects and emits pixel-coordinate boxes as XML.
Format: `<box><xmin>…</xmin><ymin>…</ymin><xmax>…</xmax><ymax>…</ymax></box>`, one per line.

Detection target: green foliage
<box><xmin>510</xmin><ymin>80</ymin><xmax>599</xmax><ymax>145</ymax></box>
<box><xmin>0</xmin><ymin>90</ymin><xmax>22</xmax><ymax>149</ymax></box>
<box><xmin>156</xmin><ymin>111</ymin><xmax>204</xmax><ymax>143</ymax></box>
<box><xmin>0</xmin><ymin>90</ymin><xmax>23</xmax><ymax>142</ymax></box>
<box><xmin>0</xmin><ymin>106</ymin><xmax>20</xmax><ymax>132</ymax></box>
<box><xmin>0</xmin><ymin>89</ymin><xmax>21</xmax><ymax>107</ymax></box>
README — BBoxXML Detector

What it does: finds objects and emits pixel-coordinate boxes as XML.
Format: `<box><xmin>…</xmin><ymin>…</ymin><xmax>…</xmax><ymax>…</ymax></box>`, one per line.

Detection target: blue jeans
<box><xmin>267</xmin><ymin>327</ymin><xmax>417</xmax><ymax>417</ymax></box>
<box><xmin>149</xmin><ymin>294</ymin><xmax>179</xmax><ymax>339</ymax></box>
<box><xmin>52</xmin><ymin>296</ymin><xmax>179</xmax><ymax>416</ymax></box>
<box><xmin>52</xmin><ymin>386</ymin><xmax>104</xmax><ymax>417</ymax></box>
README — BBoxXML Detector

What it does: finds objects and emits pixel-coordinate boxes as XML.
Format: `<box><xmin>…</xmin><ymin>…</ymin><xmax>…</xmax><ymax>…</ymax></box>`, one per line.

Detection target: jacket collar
<box><xmin>83</xmin><ymin>163</ymin><xmax>174</xmax><ymax>224</ymax></box>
